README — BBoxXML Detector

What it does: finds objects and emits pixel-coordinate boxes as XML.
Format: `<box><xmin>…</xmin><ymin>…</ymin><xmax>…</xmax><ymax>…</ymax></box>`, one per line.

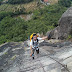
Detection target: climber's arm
<box><xmin>42</xmin><ymin>36</ymin><xmax>48</xmax><ymax>40</ymax></box>
<box><xmin>30</xmin><ymin>45</ymin><xmax>33</xmax><ymax>56</ymax></box>
<box><xmin>38</xmin><ymin>36</ymin><xmax>48</xmax><ymax>41</ymax></box>
<box><xmin>30</xmin><ymin>40</ymin><xmax>33</xmax><ymax>56</ymax></box>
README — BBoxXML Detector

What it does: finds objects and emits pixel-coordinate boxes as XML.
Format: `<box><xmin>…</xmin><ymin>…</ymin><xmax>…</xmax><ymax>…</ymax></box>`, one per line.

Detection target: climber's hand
<box><xmin>30</xmin><ymin>52</ymin><xmax>32</xmax><ymax>56</ymax></box>
<box><xmin>48</xmin><ymin>34</ymin><xmax>51</xmax><ymax>40</ymax></box>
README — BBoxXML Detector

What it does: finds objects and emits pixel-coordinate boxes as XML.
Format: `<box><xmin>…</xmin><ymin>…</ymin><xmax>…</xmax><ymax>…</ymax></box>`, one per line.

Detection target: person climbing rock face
<box><xmin>30</xmin><ymin>33</ymin><xmax>48</xmax><ymax>59</ymax></box>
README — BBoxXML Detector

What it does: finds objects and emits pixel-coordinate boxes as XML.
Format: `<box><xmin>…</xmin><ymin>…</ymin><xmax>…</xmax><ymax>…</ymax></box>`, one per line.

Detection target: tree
<box><xmin>58</xmin><ymin>0</ymin><xmax>71</xmax><ymax>7</ymax></box>
<box><xmin>0</xmin><ymin>16</ymin><xmax>28</xmax><ymax>43</ymax></box>
<box><xmin>0</xmin><ymin>1</ymin><xmax>1</xmax><ymax>5</ymax></box>
<box><xmin>8</xmin><ymin>0</ymin><xmax>33</xmax><ymax>4</ymax></box>
<box><xmin>0</xmin><ymin>0</ymin><xmax>3</xmax><ymax>5</ymax></box>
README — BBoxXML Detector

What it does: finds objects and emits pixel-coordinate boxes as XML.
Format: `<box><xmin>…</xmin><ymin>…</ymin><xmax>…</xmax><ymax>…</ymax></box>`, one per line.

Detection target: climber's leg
<box><xmin>36</xmin><ymin>48</ymin><xmax>39</xmax><ymax>54</ymax></box>
<box><xmin>32</xmin><ymin>48</ymin><xmax>35</xmax><ymax>59</ymax></box>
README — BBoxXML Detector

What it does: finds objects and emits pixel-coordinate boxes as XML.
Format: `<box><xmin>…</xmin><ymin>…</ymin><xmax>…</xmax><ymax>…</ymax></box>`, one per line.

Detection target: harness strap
<box><xmin>33</xmin><ymin>39</ymin><xmax>38</xmax><ymax>45</ymax></box>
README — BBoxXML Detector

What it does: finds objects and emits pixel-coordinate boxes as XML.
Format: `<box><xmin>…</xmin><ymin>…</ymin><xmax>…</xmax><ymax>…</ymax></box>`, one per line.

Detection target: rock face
<box><xmin>0</xmin><ymin>41</ymin><xmax>72</xmax><ymax>72</ymax></box>
<box><xmin>47</xmin><ymin>7</ymin><xmax>72</xmax><ymax>40</ymax></box>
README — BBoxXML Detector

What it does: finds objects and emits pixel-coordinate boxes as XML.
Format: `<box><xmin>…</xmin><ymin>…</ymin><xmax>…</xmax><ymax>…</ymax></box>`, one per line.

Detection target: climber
<box><xmin>30</xmin><ymin>33</ymin><xmax>49</xmax><ymax>59</ymax></box>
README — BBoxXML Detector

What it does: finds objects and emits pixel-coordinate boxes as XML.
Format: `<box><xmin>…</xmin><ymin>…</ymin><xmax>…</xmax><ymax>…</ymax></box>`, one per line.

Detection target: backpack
<box><xmin>30</xmin><ymin>33</ymin><xmax>39</xmax><ymax>41</ymax></box>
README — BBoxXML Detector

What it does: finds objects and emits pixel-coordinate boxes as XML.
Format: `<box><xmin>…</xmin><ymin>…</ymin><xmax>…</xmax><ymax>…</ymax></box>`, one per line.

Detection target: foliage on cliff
<box><xmin>1</xmin><ymin>0</ymin><xmax>72</xmax><ymax>44</ymax></box>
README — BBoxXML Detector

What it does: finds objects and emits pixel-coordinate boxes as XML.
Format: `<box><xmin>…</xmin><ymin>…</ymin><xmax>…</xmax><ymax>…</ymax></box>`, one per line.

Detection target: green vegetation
<box><xmin>67</xmin><ymin>35</ymin><xmax>72</xmax><ymax>40</ymax></box>
<box><xmin>58</xmin><ymin>0</ymin><xmax>71</xmax><ymax>7</ymax></box>
<box><xmin>8</xmin><ymin>0</ymin><xmax>33</xmax><ymax>4</ymax></box>
<box><xmin>0</xmin><ymin>10</ymin><xmax>26</xmax><ymax>21</ymax></box>
<box><xmin>0</xmin><ymin>0</ymin><xmax>3</xmax><ymax>5</ymax></box>
<box><xmin>0</xmin><ymin>11</ymin><xmax>13</xmax><ymax>21</ymax></box>
<box><xmin>26</xmin><ymin>4</ymin><xmax>67</xmax><ymax>36</ymax></box>
<box><xmin>67</xmin><ymin>29</ymin><xmax>72</xmax><ymax>39</ymax></box>
<box><xmin>0</xmin><ymin>0</ymin><xmax>72</xmax><ymax>44</ymax></box>
<box><xmin>0</xmin><ymin>16</ymin><xmax>28</xmax><ymax>44</ymax></box>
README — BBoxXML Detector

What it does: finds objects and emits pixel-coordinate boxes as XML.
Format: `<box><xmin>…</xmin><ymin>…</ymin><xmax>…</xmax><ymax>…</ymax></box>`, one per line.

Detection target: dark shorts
<box><xmin>32</xmin><ymin>47</ymin><xmax>39</xmax><ymax>54</ymax></box>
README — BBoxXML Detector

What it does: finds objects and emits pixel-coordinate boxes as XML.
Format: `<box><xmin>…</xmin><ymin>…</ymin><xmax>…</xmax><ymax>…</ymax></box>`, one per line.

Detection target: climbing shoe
<box><xmin>32</xmin><ymin>54</ymin><xmax>34</xmax><ymax>60</ymax></box>
<box><xmin>32</xmin><ymin>57</ymin><xmax>34</xmax><ymax>59</ymax></box>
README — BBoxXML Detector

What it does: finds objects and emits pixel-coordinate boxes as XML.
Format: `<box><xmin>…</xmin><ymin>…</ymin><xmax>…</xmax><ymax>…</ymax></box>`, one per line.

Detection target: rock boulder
<box><xmin>47</xmin><ymin>7</ymin><xmax>72</xmax><ymax>40</ymax></box>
